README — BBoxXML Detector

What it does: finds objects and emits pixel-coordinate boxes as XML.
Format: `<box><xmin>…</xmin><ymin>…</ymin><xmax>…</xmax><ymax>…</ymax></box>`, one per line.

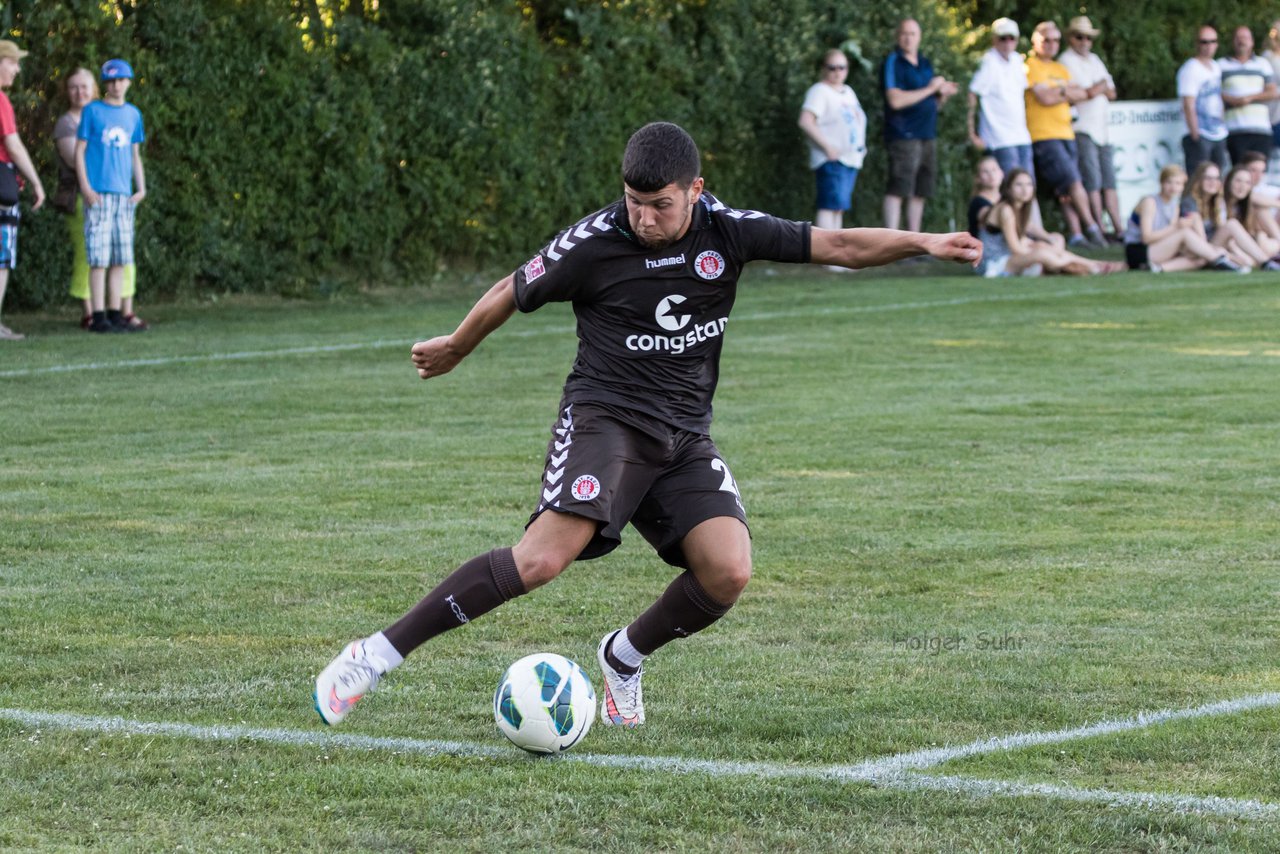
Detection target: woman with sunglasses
<box><xmin>1185</xmin><ymin>162</ymin><xmax>1280</xmax><ymax>269</ymax></box>
<box><xmin>798</xmin><ymin>49</ymin><xmax>867</xmax><ymax>270</ymax></box>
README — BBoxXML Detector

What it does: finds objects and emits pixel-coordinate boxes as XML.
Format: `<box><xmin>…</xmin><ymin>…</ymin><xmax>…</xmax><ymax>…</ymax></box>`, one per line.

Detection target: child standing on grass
<box><xmin>75</xmin><ymin>58</ymin><xmax>146</xmax><ymax>334</ymax></box>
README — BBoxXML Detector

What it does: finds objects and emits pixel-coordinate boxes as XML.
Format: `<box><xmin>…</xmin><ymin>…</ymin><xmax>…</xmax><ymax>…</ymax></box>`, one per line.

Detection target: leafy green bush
<box><xmin>4</xmin><ymin>0</ymin><xmax>1259</xmax><ymax>308</ymax></box>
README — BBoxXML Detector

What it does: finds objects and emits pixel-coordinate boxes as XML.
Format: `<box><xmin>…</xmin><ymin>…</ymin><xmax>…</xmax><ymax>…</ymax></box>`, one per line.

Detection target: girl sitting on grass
<box><xmin>977</xmin><ymin>169</ymin><xmax>1122</xmax><ymax>277</ymax></box>
<box><xmin>1184</xmin><ymin>162</ymin><xmax>1280</xmax><ymax>271</ymax></box>
<box><xmin>1124</xmin><ymin>164</ymin><xmax>1245</xmax><ymax>273</ymax></box>
<box><xmin>1223</xmin><ymin>164</ymin><xmax>1280</xmax><ymax>262</ymax></box>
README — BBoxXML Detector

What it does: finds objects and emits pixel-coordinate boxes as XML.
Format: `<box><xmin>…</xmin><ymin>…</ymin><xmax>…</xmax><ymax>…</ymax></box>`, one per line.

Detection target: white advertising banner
<box><xmin>1107</xmin><ymin>99</ymin><xmax>1184</xmax><ymax>222</ymax></box>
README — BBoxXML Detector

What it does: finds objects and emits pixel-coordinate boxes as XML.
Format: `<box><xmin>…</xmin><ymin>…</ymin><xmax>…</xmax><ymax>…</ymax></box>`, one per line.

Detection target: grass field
<box><xmin>2</xmin><ymin>265</ymin><xmax>1279</xmax><ymax>851</ymax></box>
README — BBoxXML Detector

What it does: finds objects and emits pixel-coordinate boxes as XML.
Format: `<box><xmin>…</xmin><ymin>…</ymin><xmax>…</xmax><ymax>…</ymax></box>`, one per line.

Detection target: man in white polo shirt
<box><xmin>968</xmin><ymin>18</ymin><xmax>1032</xmax><ymax>175</ymax></box>
<box><xmin>1219</xmin><ymin>25</ymin><xmax>1279</xmax><ymax>163</ymax></box>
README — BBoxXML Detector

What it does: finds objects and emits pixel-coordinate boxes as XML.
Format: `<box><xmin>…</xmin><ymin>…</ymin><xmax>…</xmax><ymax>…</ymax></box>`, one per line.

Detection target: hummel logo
<box><xmin>645</xmin><ymin>253</ymin><xmax>685</xmax><ymax>271</ymax></box>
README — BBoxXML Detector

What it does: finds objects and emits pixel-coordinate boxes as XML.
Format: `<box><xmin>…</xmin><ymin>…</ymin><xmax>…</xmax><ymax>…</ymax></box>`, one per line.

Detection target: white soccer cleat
<box><xmin>597</xmin><ymin>631</ymin><xmax>645</xmax><ymax>727</ymax></box>
<box><xmin>314</xmin><ymin>640</ymin><xmax>388</xmax><ymax>726</ymax></box>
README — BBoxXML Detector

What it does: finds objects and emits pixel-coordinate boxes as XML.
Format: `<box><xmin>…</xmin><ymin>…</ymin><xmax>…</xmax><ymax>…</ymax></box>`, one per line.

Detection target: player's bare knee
<box><xmin>511</xmin><ymin>546</ymin><xmax>571</xmax><ymax>590</ymax></box>
<box><xmin>702</xmin><ymin>555</ymin><xmax>752</xmax><ymax>603</ymax></box>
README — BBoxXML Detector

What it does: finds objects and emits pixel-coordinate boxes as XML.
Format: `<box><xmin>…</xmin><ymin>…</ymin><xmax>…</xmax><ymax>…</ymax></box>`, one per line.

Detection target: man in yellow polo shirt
<box><xmin>1026</xmin><ymin>20</ymin><xmax>1107</xmax><ymax>247</ymax></box>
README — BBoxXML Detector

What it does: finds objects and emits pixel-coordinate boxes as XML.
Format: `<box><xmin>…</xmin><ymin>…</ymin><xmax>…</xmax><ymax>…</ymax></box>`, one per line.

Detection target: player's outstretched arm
<box><xmin>411</xmin><ymin>274</ymin><xmax>517</xmax><ymax>380</ymax></box>
<box><xmin>811</xmin><ymin>227</ymin><xmax>982</xmax><ymax>270</ymax></box>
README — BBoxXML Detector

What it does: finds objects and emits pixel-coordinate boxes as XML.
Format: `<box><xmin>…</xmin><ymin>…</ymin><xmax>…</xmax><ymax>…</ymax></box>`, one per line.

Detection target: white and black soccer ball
<box><xmin>494</xmin><ymin>652</ymin><xmax>595</xmax><ymax>753</ymax></box>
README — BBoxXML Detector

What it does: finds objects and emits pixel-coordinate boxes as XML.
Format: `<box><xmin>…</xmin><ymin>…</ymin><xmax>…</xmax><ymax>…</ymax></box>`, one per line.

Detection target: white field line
<box><xmin>839</xmin><ymin>691</ymin><xmax>1280</xmax><ymax>775</ymax></box>
<box><xmin>0</xmin><ymin>276</ymin><xmax>1246</xmax><ymax>380</ymax></box>
<box><xmin>3</xmin><ymin>691</ymin><xmax>1278</xmax><ymax>820</ymax></box>
<box><xmin>896</xmin><ymin>773</ymin><xmax>1280</xmax><ymax>821</ymax></box>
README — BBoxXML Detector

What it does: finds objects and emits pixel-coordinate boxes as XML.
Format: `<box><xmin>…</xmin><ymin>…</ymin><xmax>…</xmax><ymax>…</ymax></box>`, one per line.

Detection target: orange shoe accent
<box><xmin>328</xmin><ymin>686</ymin><xmax>363</xmax><ymax>716</ymax></box>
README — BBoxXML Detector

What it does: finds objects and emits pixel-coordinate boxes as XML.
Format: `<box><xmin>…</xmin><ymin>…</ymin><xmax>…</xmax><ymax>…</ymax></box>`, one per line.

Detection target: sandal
<box><xmin>123</xmin><ymin>313</ymin><xmax>150</xmax><ymax>331</ymax></box>
<box><xmin>80</xmin><ymin>314</ymin><xmax>93</xmax><ymax>330</ymax></box>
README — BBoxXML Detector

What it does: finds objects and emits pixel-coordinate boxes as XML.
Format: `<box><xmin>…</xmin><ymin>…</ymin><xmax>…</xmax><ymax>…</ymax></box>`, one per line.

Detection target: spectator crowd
<box><xmin>5</xmin><ymin>19</ymin><xmax>1280</xmax><ymax>339</ymax></box>
<box><xmin>0</xmin><ymin>45</ymin><xmax>145</xmax><ymax>341</ymax></box>
<box><xmin>800</xmin><ymin>15</ymin><xmax>1280</xmax><ymax>278</ymax></box>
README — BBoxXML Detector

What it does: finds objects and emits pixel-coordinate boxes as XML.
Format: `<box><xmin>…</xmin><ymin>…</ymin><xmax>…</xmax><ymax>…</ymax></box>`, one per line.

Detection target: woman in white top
<box><xmin>798</xmin><ymin>49</ymin><xmax>867</xmax><ymax>271</ymax></box>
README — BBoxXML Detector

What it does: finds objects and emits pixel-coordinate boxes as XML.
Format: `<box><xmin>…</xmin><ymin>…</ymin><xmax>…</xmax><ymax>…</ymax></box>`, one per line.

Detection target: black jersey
<box><xmin>512</xmin><ymin>192</ymin><xmax>810</xmax><ymax>434</ymax></box>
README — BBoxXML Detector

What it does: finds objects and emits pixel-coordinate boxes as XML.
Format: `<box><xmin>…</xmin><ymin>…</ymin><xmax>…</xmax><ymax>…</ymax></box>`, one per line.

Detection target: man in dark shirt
<box><xmin>881</xmin><ymin>19</ymin><xmax>958</xmax><ymax>233</ymax></box>
<box><xmin>314</xmin><ymin>122</ymin><xmax>981</xmax><ymax>729</ymax></box>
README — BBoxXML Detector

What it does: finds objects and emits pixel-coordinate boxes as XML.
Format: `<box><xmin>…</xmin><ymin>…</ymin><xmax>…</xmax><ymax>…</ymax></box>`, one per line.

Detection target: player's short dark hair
<box><xmin>1239</xmin><ymin>150</ymin><xmax>1268</xmax><ymax>168</ymax></box>
<box><xmin>622</xmin><ymin>122</ymin><xmax>701</xmax><ymax>192</ymax></box>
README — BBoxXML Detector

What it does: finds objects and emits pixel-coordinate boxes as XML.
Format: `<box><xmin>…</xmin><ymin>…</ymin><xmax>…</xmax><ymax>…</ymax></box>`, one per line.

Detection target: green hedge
<box><xmin>4</xmin><ymin>0</ymin><xmax>1270</xmax><ymax>308</ymax></box>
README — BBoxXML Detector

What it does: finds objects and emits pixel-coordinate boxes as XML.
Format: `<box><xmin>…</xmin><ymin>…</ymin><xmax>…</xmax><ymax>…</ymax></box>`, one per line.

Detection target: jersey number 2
<box><xmin>711</xmin><ymin>458</ymin><xmax>742</xmax><ymax>504</ymax></box>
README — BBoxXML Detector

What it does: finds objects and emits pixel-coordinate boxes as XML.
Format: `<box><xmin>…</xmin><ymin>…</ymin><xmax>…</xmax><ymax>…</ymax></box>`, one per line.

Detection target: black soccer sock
<box><xmin>622</xmin><ymin>571</ymin><xmax>733</xmax><ymax>659</ymax></box>
<box><xmin>381</xmin><ymin>548</ymin><xmax>526</xmax><ymax>657</ymax></box>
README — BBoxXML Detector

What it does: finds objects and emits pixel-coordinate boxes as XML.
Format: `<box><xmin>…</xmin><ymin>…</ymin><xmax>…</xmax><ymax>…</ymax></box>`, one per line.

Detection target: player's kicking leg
<box><xmin>597</xmin><ymin>515</ymin><xmax>751</xmax><ymax>727</ymax></box>
<box><xmin>315</xmin><ymin>511</ymin><xmax>595</xmax><ymax>725</ymax></box>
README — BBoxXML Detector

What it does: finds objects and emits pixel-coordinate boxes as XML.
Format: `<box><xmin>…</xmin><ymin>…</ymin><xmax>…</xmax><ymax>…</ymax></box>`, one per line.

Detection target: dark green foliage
<box><xmin>5</xmin><ymin>0</ymin><xmax>1267</xmax><ymax>306</ymax></box>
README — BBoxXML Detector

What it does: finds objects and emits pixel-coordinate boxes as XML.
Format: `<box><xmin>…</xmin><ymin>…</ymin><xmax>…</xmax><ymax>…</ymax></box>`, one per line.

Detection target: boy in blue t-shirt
<box><xmin>75</xmin><ymin>58</ymin><xmax>146</xmax><ymax>333</ymax></box>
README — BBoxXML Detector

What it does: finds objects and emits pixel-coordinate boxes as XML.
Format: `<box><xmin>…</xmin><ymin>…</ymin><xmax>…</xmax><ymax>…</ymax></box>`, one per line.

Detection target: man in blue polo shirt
<box><xmin>881</xmin><ymin>18</ymin><xmax>958</xmax><ymax>232</ymax></box>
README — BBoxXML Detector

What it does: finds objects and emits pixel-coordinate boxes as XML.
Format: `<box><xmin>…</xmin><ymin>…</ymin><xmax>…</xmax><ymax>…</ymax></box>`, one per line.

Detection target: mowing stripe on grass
<box><xmin>4</xmin><ymin>691</ymin><xmax>1278</xmax><ymax>819</ymax></box>
<box><xmin>0</xmin><ymin>276</ymin><xmax>1250</xmax><ymax>380</ymax></box>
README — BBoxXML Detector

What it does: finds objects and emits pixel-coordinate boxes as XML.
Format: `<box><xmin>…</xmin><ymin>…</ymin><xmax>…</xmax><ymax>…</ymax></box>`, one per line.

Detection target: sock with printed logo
<box><xmin>619</xmin><ymin>571</ymin><xmax>732</xmax><ymax>668</ymax></box>
<box><xmin>382</xmin><ymin>548</ymin><xmax>526</xmax><ymax>657</ymax></box>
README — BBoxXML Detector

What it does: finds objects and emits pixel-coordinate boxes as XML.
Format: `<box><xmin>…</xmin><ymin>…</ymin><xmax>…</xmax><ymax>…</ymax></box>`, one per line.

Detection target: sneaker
<box><xmin>0</xmin><ymin>323</ymin><xmax>24</xmax><ymax>341</ymax></box>
<box><xmin>1086</xmin><ymin>226</ymin><xmax>1109</xmax><ymax>248</ymax></box>
<box><xmin>597</xmin><ymin>631</ymin><xmax>645</xmax><ymax>727</ymax></box>
<box><xmin>1210</xmin><ymin>256</ymin><xmax>1249</xmax><ymax>273</ymax></box>
<box><xmin>314</xmin><ymin>639</ymin><xmax>388</xmax><ymax>726</ymax></box>
<box><xmin>1263</xmin><ymin>260</ymin><xmax>1280</xmax><ymax>272</ymax></box>
<box><xmin>88</xmin><ymin>318</ymin><xmax>121</xmax><ymax>333</ymax></box>
<box><xmin>1067</xmin><ymin>234</ymin><xmax>1087</xmax><ymax>248</ymax></box>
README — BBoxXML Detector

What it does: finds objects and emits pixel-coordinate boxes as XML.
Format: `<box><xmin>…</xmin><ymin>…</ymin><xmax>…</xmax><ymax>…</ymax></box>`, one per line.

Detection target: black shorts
<box><xmin>527</xmin><ymin>402</ymin><xmax>748</xmax><ymax>568</ymax></box>
<box><xmin>1124</xmin><ymin>242</ymin><xmax>1148</xmax><ymax>269</ymax></box>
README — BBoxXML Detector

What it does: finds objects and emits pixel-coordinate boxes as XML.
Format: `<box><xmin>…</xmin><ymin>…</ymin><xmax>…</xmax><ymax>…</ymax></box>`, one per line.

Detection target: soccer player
<box><xmin>314</xmin><ymin>122</ymin><xmax>980</xmax><ymax>728</ymax></box>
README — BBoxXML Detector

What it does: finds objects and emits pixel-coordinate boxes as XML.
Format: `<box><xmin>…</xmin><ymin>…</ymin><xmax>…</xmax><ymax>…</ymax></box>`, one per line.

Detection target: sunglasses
<box><xmin>997</xmin><ymin>34</ymin><xmax>1017</xmax><ymax>41</ymax></box>
<box><xmin>826</xmin><ymin>64</ymin><xmax>847</xmax><ymax>71</ymax></box>
<box><xmin>1071</xmin><ymin>34</ymin><xmax>1093</xmax><ymax>41</ymax></box>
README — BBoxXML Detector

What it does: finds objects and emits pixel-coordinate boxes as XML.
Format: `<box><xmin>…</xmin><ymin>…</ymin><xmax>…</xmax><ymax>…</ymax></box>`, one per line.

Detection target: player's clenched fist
<box><xmin>411</xmin><ymin>336</ymin><xmax>462</xmax><ymax>379</ymax></box>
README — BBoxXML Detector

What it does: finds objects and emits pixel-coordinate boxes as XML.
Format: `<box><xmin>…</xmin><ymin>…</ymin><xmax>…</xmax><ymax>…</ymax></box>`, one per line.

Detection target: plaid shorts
<box><xmin>0</xmin><ymin>203</ymin><xmax>18</xmax><ymax>269</ymax></box>
<box><xmin>84</xmin><ymin>192</ymin><xmax>136</xmax><ymax>268</ymax></box>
